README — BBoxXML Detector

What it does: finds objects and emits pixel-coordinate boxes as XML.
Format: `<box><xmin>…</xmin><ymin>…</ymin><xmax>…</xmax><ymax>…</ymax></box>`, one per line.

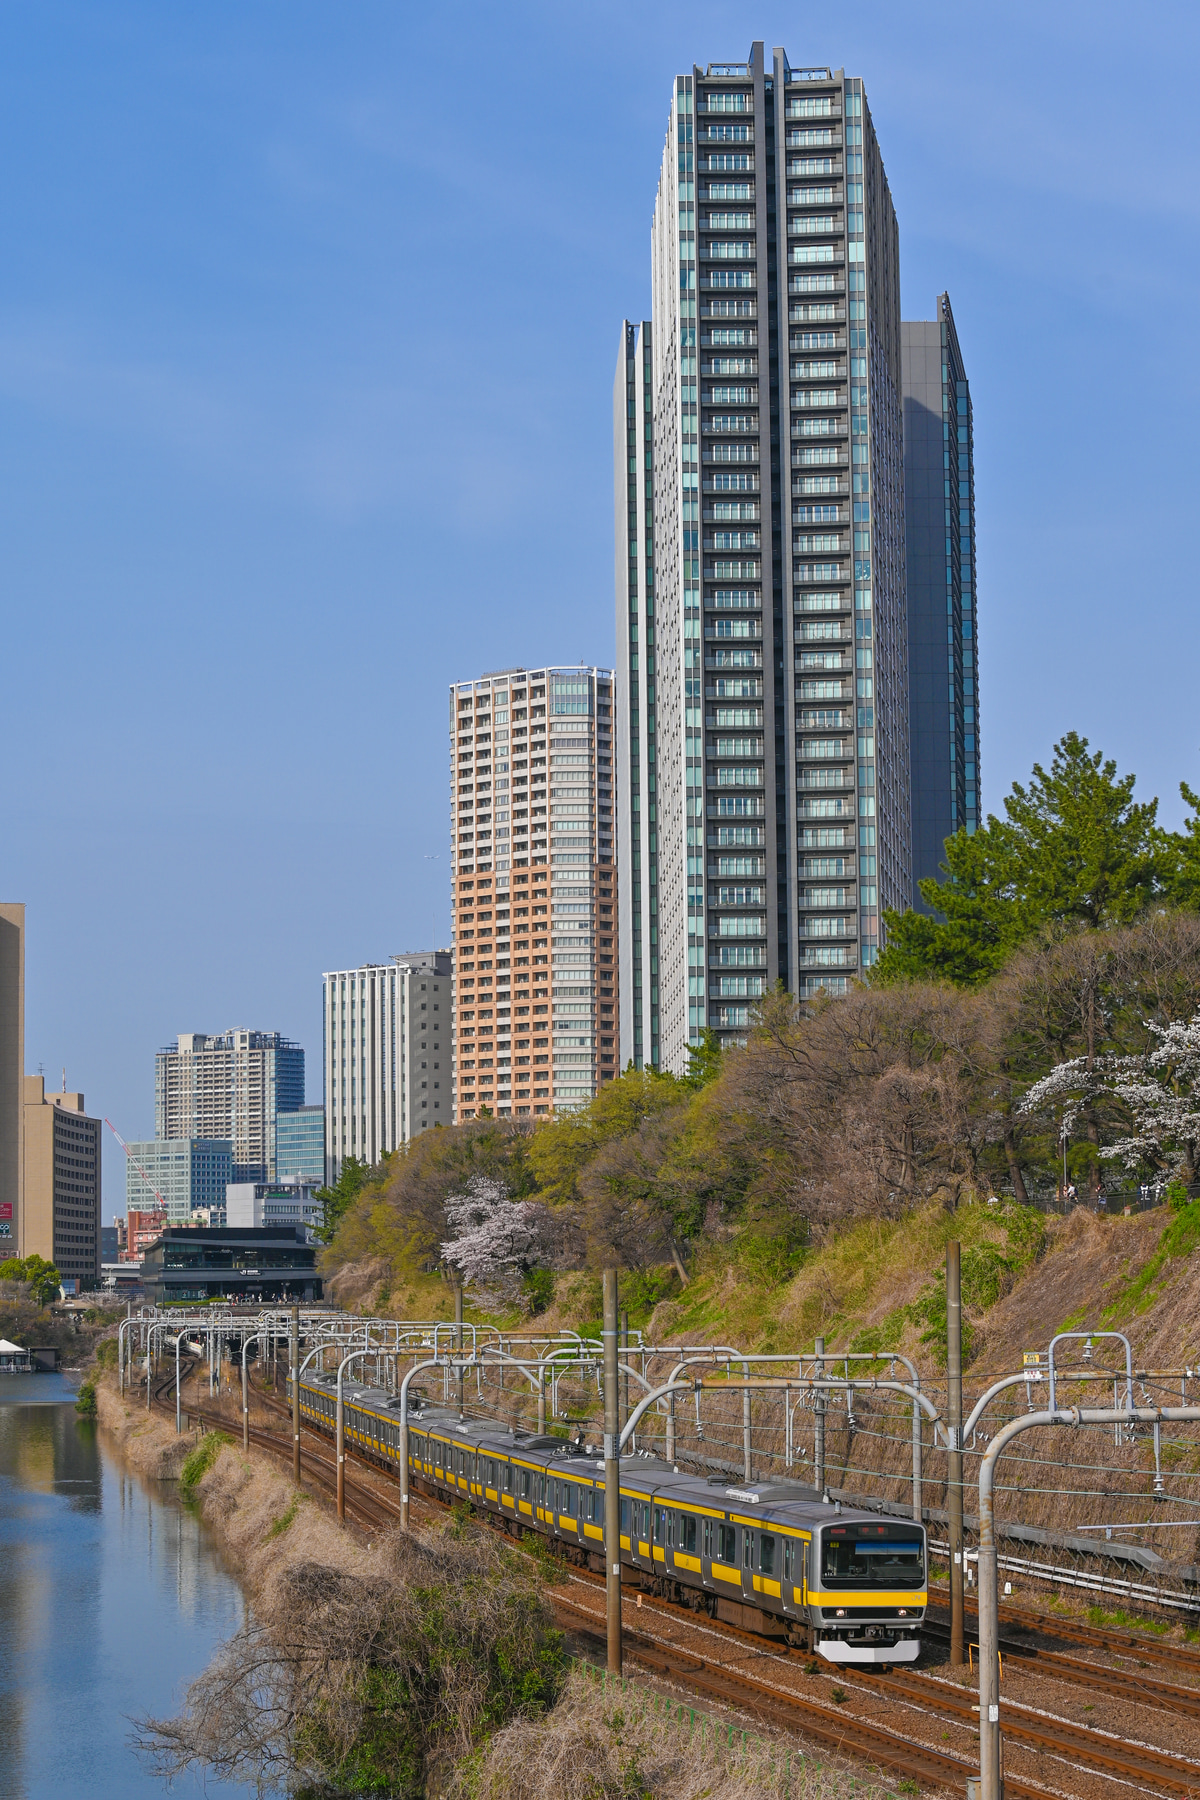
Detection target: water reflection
<box><xmin>0</xmin><ymin>1380</ymin><xmax>252</xmax><ymax>1800</ymax></box>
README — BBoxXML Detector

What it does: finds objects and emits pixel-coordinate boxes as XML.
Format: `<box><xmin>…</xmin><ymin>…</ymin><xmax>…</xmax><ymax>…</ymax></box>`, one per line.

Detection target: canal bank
<box><xmin>0</xmin><ymin>1372</ymin><xmax>252</xmax><ymax>1800</ymax></box>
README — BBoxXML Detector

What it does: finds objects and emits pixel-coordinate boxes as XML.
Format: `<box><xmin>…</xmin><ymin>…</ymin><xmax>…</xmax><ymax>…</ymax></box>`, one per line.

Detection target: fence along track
<box><xmin>927</xmin><ymin>1536</ymin><xmax>1200</xmax><ymax>1618</ymax></box>
<box><xmin>929</xmin><ymin>1586</ymin><xmax>1200</xmax><ymax>1674</ymax></box>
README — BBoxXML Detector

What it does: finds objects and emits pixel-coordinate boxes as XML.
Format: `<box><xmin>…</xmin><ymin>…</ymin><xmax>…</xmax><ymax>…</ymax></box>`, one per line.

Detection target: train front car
<box><xmin>808</xmin><ymin>1515</ymin><xmax>927</xmax><ymax>1663</ymax></box>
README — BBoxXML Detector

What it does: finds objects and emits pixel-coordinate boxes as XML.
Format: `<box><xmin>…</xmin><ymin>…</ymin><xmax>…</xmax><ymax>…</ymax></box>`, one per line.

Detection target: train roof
<box><xmin>311</xmin><ymin>1380</ymin><xmax>923</xmax><ymax>1534</ymax></box>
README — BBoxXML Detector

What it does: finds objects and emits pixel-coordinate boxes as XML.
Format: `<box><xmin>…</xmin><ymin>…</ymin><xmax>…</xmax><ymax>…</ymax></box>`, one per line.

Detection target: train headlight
<box><xmin>835</xmin><ymin>1608</ymin><xmax>846</xmax><ymax>1618</ymax></box>
<box><xmin>897</xmin><ymin>1609</ymin><xmax>908</xmax><ymax>1617</ymax></box>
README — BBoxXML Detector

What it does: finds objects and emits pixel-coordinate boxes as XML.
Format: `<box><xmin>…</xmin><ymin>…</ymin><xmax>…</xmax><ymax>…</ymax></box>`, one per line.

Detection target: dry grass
<box><xmin>453</xmin><ymin>1663</ymin><xmax>934</xmax><ymax>1800</ymax></box>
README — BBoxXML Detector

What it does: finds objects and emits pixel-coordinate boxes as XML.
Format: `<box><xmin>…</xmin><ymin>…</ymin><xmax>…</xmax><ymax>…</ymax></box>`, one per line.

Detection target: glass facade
<box><xmin>275</xmin><ymin>1105</ymin><xmax>325</xmax><ymax>1182</ymax></box>
<box><xmin>154</xmin><ymin>1030</ymin><xmax>304</xmax><ymax>1183</ymax></box>
<box><xmin>901</xmin><ymin>294</ymin><xmax>978</xmax><ymax>900</ymax></box>
<box><xmin>123</xmin><ymin>1137</ymin><xmax>233</xmax><ymax>1223</ymax></box>
<box><xmin>618</xmin><ymin>45</ymin><xmax>912</xmax><ymax>1069</ymax></box>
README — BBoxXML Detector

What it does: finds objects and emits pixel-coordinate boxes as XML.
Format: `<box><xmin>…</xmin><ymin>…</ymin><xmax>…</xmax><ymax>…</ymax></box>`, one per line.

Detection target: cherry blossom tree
<box><xmin>1020</xmin><ymin>1011</ymin><xmax>1200</xmax><ymax>1183</ymax></box>
<box><xmin>440</xmin><ymin>1176</ymin><xmax>554</xmax><ymax>1303</ymax></box>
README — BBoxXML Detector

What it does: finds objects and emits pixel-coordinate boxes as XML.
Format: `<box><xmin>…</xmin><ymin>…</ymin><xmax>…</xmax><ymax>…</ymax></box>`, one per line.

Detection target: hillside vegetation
<box><xmin>322</xmin><ymin>736</ymin><xmax>1200</xmax><ymax>1462</ymax></box>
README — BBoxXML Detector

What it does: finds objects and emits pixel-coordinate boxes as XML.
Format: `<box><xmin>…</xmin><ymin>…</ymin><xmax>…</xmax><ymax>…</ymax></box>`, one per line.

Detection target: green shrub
<box><xmin>521</xmin><ymin>1267</ymin><xmax>554</xmax><ymax>1316</ymax></box>
<box><xmin>75</xmin><ymin>1378</ymin><xmax>97</xmax><ymax>1417</ymax></box>
<box><xmin>1166</xmin><ymin>1180</ymin><xmax>1191</xmax><ymax>1211</ymax></box>
<box><xmin>95</xmin><ymin>1337</ymin><xmax>119</xmax><ymax>1370</ymax></box>
<box><xmin>180</xmin><ymin>1430</ymin><xmax>231</xmax><ymax>1500</ymax></box>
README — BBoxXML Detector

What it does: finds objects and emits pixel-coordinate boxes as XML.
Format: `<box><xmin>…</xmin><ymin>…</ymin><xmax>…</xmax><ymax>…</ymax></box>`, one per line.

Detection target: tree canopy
<box><xmin>877</xmin><ymin>733</ymin><xmax>1172</xmax><ymax>986</ymax></box>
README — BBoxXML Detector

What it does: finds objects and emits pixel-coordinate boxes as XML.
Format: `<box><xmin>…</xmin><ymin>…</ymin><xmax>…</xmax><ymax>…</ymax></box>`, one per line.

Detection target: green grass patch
<box><xmin>1084</xmin><ymin>1604</ymin><xmax>1171</xmax><ymax>1635</ymax></box>
<box><xmin>180</xmin><ymin>1429</ymin><xmax>231</xmax><ymax>1500</ymax></box>
<box><xmin>1101</xmin><ymin>1200</ymin><xmax>1200</xmax><ymax>1323</ymax></box>
<box><xmin>267</xmin><ymin>1492</ymin><xmax>304</xmax><ymax>1540</ymax></box>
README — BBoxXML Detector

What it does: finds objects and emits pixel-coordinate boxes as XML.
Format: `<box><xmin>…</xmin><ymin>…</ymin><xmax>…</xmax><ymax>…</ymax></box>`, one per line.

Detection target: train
<box><xmin>297</xmin><ymin>1371</ymin><xmax>927</xmax><ymax>1664</ymax></box>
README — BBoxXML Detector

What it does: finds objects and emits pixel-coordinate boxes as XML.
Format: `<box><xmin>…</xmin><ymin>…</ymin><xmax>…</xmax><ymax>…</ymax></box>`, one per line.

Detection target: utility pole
<box><xmin>603</xmin><ymin>1268</ymin><xmax>622</xmax><ymax>1675</ymax></box>
<box><xmin>946</xmin><ymin>1241</ymin><xmax>964</xmax><ymax>1666</ymax></box>
<box><xmin>291</xmin><ymin>1304</ymin><xmax>301</xmax><ymax>1484</ymax></box>
<box><xmin>814</xmin><ymin>1335</ymin><xmax>826</xmax><ymax>1496</ymax></box>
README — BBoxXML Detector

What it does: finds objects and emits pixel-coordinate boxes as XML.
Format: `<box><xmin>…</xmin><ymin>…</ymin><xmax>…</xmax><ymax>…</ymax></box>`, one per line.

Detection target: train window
<box><xmin>653</xmin><ymin>1507</ymin><xmax>665</xmax><ymax>1544</ymax></box>
<box><xmin>783</xmin><ymin>1539</ymin><xmax>795</xmax><ymax>1579</ymax></box>
<box><xmin>703</xmin><ymin>1520</ymin><xmax>713</xmax><ymax>1559</ymax></box>
<box><xmin>679</xmin><ymin>1515</ymin><xmax>697</xmax><ymax>1555</ymax></box>
<box><xmin>565</xmin><ymin>1484</ymin><xmax>578</xmax><ymax>1518</ymax></box>
<box><xmin>821</xmin><ymin>1528</ymin><xmax>924</xmax><ymax>1586</ymax></box>
<box><xmin>502</xmin><ymin>1462</ymin><xmax>513</xmax><ymax>1493</ymax></box>
<box><xmin>717</xmin><ymin>1523</ymin><xmax>738</xmax><ymax>1564</ymax></box>
<box><xmin>759</xmin><ymin>1534</ymin><xmax>776</xmax><ymax>1576</ymax></box>
<box><xmin>742</xmin><ymin>1528</ymin><xmax>753</xmax><ymax>1569</ymax></box>
<box><xmin>666</xmin><ymin>1512</ymin><xmax>677</xmax><ymax>1548</ymax></box>
<box><xmin>619</xmin><ymin>1496</ymin><xmax>629</xmax><ymax>1533</ymax></box>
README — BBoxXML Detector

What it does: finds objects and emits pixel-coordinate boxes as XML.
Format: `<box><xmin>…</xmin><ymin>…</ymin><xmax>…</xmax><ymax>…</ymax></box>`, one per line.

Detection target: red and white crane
<box><xmin>104</xmin><ymin>1119</ymin><xmax>169</xmax><ymax>1212</ymax></box>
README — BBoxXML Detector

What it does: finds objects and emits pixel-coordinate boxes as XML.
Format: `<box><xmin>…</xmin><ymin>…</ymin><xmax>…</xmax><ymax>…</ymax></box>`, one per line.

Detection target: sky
<box><xmin>2</xmin><ymin>1</ymin><xmax>1198</xmax><ymax>1214</ymax></box>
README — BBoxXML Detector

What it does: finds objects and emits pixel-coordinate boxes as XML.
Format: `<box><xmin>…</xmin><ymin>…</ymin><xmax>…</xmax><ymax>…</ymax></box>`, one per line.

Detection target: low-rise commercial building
<box><xmin>139</xmin><ymin>1225</ymin><xmax>321</xmax><ymax>1305</ymax></box>
<box><xmin>120</xmin><ymin>1207</ymin><xmax>167</xmax><ymax>1261</ymax></box>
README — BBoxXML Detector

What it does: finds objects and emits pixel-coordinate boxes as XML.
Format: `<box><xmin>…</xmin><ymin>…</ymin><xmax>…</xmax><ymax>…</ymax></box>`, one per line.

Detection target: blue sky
<box><xmin>3</xmin><ymin>1</ymin><xmax>1197</xmax><ymax>1213</ymax></box>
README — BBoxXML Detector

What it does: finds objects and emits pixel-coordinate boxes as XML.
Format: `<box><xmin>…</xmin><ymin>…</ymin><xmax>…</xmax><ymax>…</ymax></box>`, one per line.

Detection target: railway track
<box><xmin>928</xmin><ymin>1586</ymin><xmax>1200</xmax><ymax>1678</ymax></box>
<box><xmin>921</xmin><ymin>1615</ymin><xmax>1200</xmax><ymax>1718</ymax></box>
<box><xmin>165</xmin><ymin>1386</ymin><xmax>1200</xmax><ymax>1798</ymax></box>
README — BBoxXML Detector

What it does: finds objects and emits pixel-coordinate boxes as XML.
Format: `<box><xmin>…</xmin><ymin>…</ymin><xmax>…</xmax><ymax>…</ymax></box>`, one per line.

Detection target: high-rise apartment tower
<box><xmin>902</xmin><ymin>293</ymin><xmax>978</xmax><ymax>897</ymax></box>
<box><xmin>617</xmin><ymin>44</ymin><xmax>911</xmax><ymax>1069</ymax></box>
<box><xmin>322</xmin><ymin>952</ymin><xmax>450</xmax><ymax>1182</ymax></box>
<box><xmin>449</xmin><ymin>666</ymin><xmax>617</xmax><ymax>1118</ymax></box>
<box><xmin>155</xmin><ymin>1029</ymin><xmax>304</xmax><ymax>1184</ymax></box>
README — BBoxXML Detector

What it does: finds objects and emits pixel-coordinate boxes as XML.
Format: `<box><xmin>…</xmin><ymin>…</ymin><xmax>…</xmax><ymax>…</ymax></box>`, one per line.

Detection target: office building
<box><xmin>0</xmin><ymin>904</ymin><xmax>23</xmax><ymax>1250</ymax></box>
<box><xmin>276</xmin><ymin>1104</ymin><xmax>325</xmax><ymax>1182</ymax></box>
<box><xmin>155</xmin><ymin>1029</ymin><xmax>304</xmax><ymax>1182</ymax></box>
<box><xmin>616</xmin><ymin>45</ymin><xmax>911</xmax><ymax>1070</ymax></box>
<box><xmin>902</xmin><ymin>293</ymin><xmax>978</xmax><ymax>897</ymax></box>
<box><xmin>225</xmin><ymin>1179</ymin><xmax>322</xmax><ymax>1237</ymax></box>
<box><xmin>21</xmin><ymin>1077</ymin><xmax>102</xmax><ymax>1290</ymax></box>
<box><xmin>323</xmin><ymin>952</ymin><xmax>451</xmax><ymax>1180</ymax></box>
<box><xmin>449</xmin><ymin>666</ymin><xmax>618</xmax><ymax>1118</ymax></box>
<box><xmin>122</xmin><ymin>1136</ymin><xmax>233</xmax><ymax>1222</ymax></box>
<box><xmin>100</xmin><ymin>1223</ymin><xmax>119</xmax><ymax>1261</ymax></box>
<box><xmin>139</xmin><ymin>1224</ymin><xmax>321</xmax><ymax>1305</ymax></box>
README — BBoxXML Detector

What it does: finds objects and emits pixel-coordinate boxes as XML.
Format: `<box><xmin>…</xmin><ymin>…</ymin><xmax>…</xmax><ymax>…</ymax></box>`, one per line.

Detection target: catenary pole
<box><xmin>291</xmin><ymin>1305</ymin><xmax>301</xmax><ymax>1483</ymax></box>
<box><xmin>814</xmin><ymin>1336</ymin><xmax>826</xmax><ymax>1495</ymax></box>
<box><xmin>946</xmin><ymin>1241</ymin><xmax>964</xmax><ymax>1666</ymax></box>
<box><xmin>603</xmin><ymin>1269</ymin><xmax>622</xmax><ymax>1675</ymax></box>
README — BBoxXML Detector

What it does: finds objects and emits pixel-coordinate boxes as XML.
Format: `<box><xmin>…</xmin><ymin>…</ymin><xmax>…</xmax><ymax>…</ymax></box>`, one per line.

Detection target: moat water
<box><xmin>0</xmin><ymin>1373</ymin><xmax>252</xmax><ymax>1800</ymax></box>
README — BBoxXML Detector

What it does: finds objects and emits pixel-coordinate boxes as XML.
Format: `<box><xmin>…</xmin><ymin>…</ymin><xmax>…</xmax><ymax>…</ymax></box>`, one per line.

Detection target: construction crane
<box><xmin>104</xmin><ymin>1119</ymin><xmax>169</xmax><ymax>1212</ymax></box>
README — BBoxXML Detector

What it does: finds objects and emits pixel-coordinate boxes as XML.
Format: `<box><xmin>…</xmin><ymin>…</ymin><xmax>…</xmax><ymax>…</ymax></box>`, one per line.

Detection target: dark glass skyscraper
<box><xmin>901</xmin><ymin>295</ymin><xmax>978</xmax><ymax>901</ymax></box>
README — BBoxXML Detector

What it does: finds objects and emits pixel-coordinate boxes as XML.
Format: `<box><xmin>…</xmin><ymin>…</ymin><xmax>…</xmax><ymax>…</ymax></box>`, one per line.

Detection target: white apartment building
<box><xmin>322</xmin><ymin>951</ymin><xmax>450</xmax><ymax>1182</ymax></box>
<box><xmin>449</xmin><ymin>666</ymin><xmax>617</xmax><ymax>1119</ymax></box>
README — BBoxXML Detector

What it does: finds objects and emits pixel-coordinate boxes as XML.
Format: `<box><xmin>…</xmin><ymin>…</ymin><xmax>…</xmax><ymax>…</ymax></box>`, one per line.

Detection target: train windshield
<box><xmin>821</xmin><ymin>1526</ymin><xmax>924</xmax><ymax>1586</ymax></box>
